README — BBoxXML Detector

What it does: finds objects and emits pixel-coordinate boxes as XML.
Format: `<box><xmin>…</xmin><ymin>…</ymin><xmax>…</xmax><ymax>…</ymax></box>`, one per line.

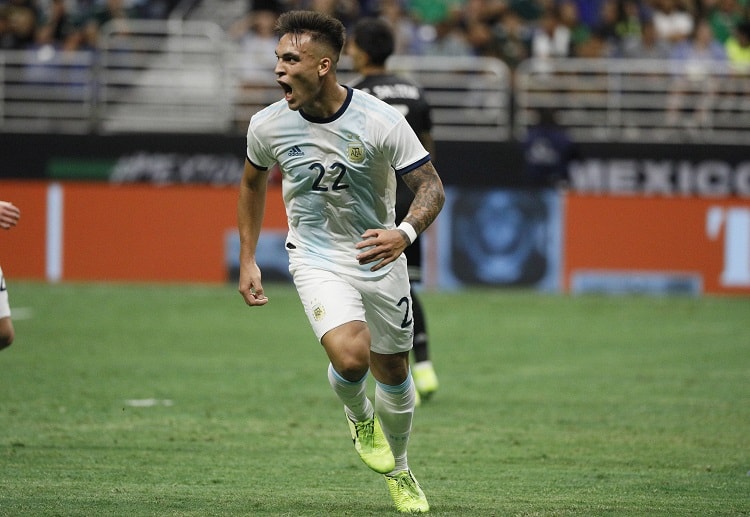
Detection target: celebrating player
<box><xmin>236</xmin><ymin>10</ymin><xmax>444</xmax><ymax>513</ymax></box>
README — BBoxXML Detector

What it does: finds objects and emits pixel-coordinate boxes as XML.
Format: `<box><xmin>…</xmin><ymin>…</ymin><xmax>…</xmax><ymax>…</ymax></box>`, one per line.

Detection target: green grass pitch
<box><xmin>1</xmin><ymin>281</ymin><xmax>749</xmax><ymax>516</ymax></box>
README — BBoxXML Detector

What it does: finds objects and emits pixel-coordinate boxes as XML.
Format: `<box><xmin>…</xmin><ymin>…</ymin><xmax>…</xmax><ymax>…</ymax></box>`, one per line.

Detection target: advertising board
<box><xmin>564</xmin><ymin>195</ymin><xmax>750</xmax><ymax>295</ymax></box>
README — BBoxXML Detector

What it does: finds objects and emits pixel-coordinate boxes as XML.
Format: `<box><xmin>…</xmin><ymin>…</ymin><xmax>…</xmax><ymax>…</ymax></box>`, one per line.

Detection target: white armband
<box><xmin>397</xmin><ymin>222</ymin><xmax>418</xmax><ymax>245</ymax></box>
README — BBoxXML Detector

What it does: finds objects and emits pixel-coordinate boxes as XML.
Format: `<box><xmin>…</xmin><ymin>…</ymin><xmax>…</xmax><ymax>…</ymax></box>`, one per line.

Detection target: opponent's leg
<box><xmin>410</xmin><ymin>290</ymin><xmax>439</xmax><ymax>400</ymax></box>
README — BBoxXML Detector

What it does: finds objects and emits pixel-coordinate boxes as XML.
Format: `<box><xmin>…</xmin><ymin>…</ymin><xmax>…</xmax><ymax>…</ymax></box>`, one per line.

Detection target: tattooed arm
<box><xmin>356</xmin><ymin>161</ymin><xmax>445</xmax><ymax>272</ymax></box>
<box><xmin>398</xmin><ymin>161</ymin><xmax>445</xmax><ymax>235</ymax></box>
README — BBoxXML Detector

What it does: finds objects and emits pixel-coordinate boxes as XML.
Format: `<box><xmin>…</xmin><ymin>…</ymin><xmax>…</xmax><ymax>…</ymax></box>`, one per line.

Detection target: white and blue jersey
<box><xmin>246</xmin><ymin>86</ymin><xmax>430</xmax><ymax>278</ymax></box>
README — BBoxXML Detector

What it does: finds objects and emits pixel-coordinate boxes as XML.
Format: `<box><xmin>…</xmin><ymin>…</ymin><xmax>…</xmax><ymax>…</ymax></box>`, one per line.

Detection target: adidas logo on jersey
<box><xmin>287</xmin><ymin>146</ymin><xmax>304</xmax><ymax>156</ymax></box>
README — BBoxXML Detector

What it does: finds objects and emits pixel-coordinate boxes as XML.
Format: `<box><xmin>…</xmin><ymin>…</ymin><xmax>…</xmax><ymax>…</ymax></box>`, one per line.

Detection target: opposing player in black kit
<box><xmin>348</xmin><ymin>17</ymin><xmax>439</xmax><ymax>402</ymax></box>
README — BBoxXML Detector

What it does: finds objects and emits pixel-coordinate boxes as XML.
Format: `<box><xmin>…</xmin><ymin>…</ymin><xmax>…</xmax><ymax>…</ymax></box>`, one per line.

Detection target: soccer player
<box><xmin>236</xmin><ymin>10</ymin><xmax>444</xmax><ymax>513</ymax></box>
<box><xmin>0</xmin><ymin>200</ymin><xmax>21</xmax><ymax>350</ymax></box>
<box><xmin>348</xmin><ymin>17</ymin><xmax>440</xmax><ymax>403</ymax></box>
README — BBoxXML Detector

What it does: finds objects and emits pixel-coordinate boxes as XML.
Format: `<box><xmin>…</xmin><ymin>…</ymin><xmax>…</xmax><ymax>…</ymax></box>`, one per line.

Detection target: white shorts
<box><xmin>289</xmin><ymin>256</ymin><xmax>414</xmax><ymax>355</ymax></box>
<box><xmin>0</xmin><ymin>267</ymin><xmax>10</xmax><ymax>319</ymax></box>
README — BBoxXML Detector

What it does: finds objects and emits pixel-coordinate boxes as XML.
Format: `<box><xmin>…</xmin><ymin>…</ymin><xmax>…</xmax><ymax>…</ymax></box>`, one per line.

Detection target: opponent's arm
<box><xmin>356</xmin><ymin>161</ymin><xmax>445</xmax><ymax>271</ymax></box>
<box><xmin>237</xmin><ymin>159</ymin><xmax>270</xmax><ymax>306</ymax></box>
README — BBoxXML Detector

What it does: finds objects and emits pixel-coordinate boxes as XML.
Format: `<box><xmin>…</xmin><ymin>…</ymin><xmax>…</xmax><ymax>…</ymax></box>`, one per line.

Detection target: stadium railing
<box><xmin>515</xmin><ymin>57</ymin><xmax>750</xmax><ymax>145</ymax></box>
<box><xmin>0</xmin><ymin>48</ymin><xmax>96</xmax><ymax>134</ymax></box>
<box><xmin>97</xmin><ymin>19</ymin><xmax>230</xmax><ymax>133</ymax></box>
<box><xmin>1</xmin><ymin>19</ymin><xmax>749</xmax><ymax>145</ymax></box>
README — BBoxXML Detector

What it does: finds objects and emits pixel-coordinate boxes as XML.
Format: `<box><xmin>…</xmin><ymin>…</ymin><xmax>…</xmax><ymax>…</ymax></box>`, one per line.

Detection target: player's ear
<box><xmin>318</xmin><ymin>56</ymin><xmax>332</xmax><ymax>77</ymax></box>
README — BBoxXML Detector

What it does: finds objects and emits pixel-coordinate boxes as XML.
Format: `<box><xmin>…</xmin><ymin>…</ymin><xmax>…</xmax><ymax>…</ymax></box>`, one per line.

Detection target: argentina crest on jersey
<box><xmin>342</xmin><ymin>129</ymin><xmax>365</xmax><ymax>165</ymax></box>
<box><xmin>347</xmin><ymin>142</ymin><xmax>365</xmax><ymax>163</ymax></box>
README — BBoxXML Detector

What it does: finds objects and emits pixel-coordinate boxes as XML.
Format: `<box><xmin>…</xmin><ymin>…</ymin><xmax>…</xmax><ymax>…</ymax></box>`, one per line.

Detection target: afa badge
<box><xmin>347</xmin><ymin>143</ymin><xmax>365</xmax><ymax>163</ymax></box>
<box><xmin>312</xmin><ymin>301</ymin><xmax>326</xmax><ymax>322</ymax></box>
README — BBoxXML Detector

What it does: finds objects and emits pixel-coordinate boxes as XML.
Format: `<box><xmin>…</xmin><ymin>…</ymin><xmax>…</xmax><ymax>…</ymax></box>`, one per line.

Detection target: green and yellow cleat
<box><xmin>412</xmin><ymin>361</ymin><xmax>439</xmax><ymax>401</ymax></box>
<box><xmin>384</xmin><ymin>470</ymin><xmax>429</xmax><ymax>513</ymax></box>
<box><xmin>346</xmin><ymin>413</ymin><xmax>395</xmax><ymax>474</ymax></box>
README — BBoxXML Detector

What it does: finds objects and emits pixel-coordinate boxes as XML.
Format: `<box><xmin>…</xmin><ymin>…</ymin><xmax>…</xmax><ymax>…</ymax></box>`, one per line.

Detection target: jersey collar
<box><xmin>300</xmin><ymin>85</ymin><xmax>353</xmax><ymax>124</ymax></box>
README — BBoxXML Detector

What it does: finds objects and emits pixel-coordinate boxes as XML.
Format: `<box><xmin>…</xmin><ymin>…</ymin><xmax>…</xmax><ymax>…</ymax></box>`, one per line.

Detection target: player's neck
<box><xmin>305</xmin><ymin>82</ymin><xmax>348</xmax><ymax>119</ymax></box>
<box><xmin>359</xmin><ymin>64</ymin><xmax>387</xmax><ymax>76</ymax></box>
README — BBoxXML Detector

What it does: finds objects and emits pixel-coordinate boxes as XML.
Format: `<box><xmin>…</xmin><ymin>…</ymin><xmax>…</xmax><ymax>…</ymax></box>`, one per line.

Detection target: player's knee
<box><xmin>0</xmin><ymin>319</ymin><xmax>14</xmax><ymax>350</ymax></box>
<box><xmin>0</xmin><ymin>331</ymin><xmax>13</xmax><ymax>350</ymax></box>
<box><xmin>333</xmin><ymin>354</ymin><xmax>370</xmax><ymax>381</ymax></box>
<box><xmin>370</xmin><ymin>351</ymin><xmax>410</xmax><ymax>385</ymax></box>
<box><xmin>322</xmin><ymin>322</ymin><xmax>371</xmax><ymax>379</ymax></box>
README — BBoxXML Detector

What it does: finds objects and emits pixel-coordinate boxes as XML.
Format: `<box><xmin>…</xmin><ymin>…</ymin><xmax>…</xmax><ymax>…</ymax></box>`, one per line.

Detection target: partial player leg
<box><xmin>323</xmin><ymin>321</ymin><xmax>395</xmax><ymax>474</ymax></box>
<box><xmin>0</xmin><ymin>268</ymin><xmax>14</xmax><ymax>350</ymax></box>
<box><xmin>0</xmin><ymin>317</ymin><xmax>14</xmax><ymax>350</ymax></box>
<box><xmin>410</xmin><ymin>290</ymin><xmax>439</xmax><ymax>400</ymax></box>
<box><xmin>371</xmin><ymin>352</ymin><xmax>429</xmax><ymax>513</ymax></box>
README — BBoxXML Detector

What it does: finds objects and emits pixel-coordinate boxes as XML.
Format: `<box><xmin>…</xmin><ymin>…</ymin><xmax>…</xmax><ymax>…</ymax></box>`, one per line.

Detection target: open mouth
<box><xmin>278</xmin><ymin>81</ymin><xmax>292</xmax><ymax>98</ymax></box>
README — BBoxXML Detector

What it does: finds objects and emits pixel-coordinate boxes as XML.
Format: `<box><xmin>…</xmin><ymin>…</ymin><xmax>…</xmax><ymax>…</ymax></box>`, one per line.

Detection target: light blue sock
<box><xmin>375</xmin><ymin>373</ymin><xmax>416</xmax><ymax>473</ymax></box>
<box><xmin>327</xmin><ymin>363</ymin><xmax>373</xmax><ymax>422</ymax></box>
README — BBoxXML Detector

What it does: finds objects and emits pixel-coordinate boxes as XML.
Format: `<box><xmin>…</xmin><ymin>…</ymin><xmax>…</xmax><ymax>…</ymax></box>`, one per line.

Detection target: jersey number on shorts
<box><xmin>397</xmin><ymin>296</ymin><xmax>413</xmax><ymax>329</ymax></box>
<box><xmin>310</xmin><ymin>162</ymin><xmax>349</xmax><ymax>192</ymax></box>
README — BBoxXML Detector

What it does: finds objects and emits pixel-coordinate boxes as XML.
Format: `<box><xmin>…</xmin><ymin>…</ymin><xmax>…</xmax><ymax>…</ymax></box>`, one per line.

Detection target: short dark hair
<box><xmin>352</xmin><ymin>17</ymin><xmax>395</xmax><ymax>66</ymax></box>
<box><xmin>275</xmin><ymin>10</ymin><xmax>346</xmax><ymax>60</ymax></box>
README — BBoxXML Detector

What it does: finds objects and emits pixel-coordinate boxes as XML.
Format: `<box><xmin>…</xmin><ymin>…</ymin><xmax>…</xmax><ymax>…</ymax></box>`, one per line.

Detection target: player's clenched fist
<box><xmin>0</xmin><ymin>201</ymin><xmax>20</xmax><ymax>230</ymax></box>
<box><xmin>238</xmin><ymin>261</ymin><xmax>268</xmax><ymax>306</ymax></box>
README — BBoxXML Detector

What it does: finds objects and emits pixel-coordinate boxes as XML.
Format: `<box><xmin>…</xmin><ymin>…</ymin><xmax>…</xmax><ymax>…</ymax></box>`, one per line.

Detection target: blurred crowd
<box><xmin>3</xmin><ymin>0</ymin><xmax>750</xmax><ymax>70</ymax></box>
<box><xmin>229</xmin><ymin>0</ymin><xmax>750</xmax><ymax>70</ymax></box>
<box><xmin>0</xmin><ymin>0</ymin><xmax>176</xmax><ymax>52</ymax></box>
